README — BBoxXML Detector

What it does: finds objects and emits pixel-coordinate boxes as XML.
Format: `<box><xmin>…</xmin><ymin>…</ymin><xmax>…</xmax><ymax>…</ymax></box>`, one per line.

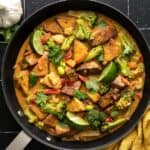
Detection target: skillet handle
<box><xmin>6</xmin><ymin>130</ymin><xmax>32</xmax><ymax>150</ymax></box>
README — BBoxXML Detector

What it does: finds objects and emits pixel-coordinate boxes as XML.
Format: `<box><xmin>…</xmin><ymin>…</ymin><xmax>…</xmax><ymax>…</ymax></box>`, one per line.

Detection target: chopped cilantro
<box><xmin>86</xmin><ymin>79</ymin><xmax>99</xmax><ymax>93</ymax></box>
<box><xmin>36</xmin><ymin>92</ymin><xmax>49</xmax><ymax>108</ymax></box>
<box><xmin>74</xmin><ymin>90</ymin><xmax>88</xmax><ymax>100</ymax></box>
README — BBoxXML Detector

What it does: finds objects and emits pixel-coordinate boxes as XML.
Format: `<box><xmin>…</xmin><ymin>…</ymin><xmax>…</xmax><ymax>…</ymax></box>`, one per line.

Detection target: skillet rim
<box><xmin>1</xmin><ymin>0</ymin><xmax>150</xmax><ymax>149</ymax></box>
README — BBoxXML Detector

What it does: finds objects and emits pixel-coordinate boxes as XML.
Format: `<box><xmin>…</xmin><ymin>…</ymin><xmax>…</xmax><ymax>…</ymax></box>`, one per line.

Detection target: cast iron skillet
<box><xmin>1</xmin><ymin>0</ymin><xmax>150</xmax><ymax>149</ymax></box>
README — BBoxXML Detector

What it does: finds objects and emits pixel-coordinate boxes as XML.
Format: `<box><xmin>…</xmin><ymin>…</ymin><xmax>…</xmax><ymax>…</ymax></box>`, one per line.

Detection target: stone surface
<box><xmin>129</xmin><ymin>0</ymin><xmax>150</xmax><ymax>28</ymax></box>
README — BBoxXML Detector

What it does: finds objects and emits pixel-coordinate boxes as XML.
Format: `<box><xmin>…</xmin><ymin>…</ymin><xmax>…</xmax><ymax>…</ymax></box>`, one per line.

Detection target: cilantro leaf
<box><xmin>47</xmin><ymin>41</ymin><xmax>64</xmax><ymax>66</ymax></box>
<box><xmin>52</xmin><ymin>51</ymin><xmax>65</xmax><ymax>66</ymax></box>
<box><xmin>74</xmin><ymin>90</ymin><xmax>88</xmax><ymax>100</ymax></box>
<box><xmin>48</xmin><ymin>45</ymin><xmax>60</xmax><ymax>57</ymax></box>
<box><xmin>80</xmin><ymin>12</ymin><xmax>97</xmax><ymax>27</ymax></box>
<box><xmin>29</xmin><ymin>72</ymin><xmax>38</xmax><ymax>86</ymax></box>
<box><xmin>85</xmin><ymin>79</ymin><xmax>99</xmax><ymax>93</ymax></box>
<box><xmin>96</xmin><ymin>18</ymin><xmax>108</xmax><ymax>28</ymax></box>
<box><xmin>36</xmin><ymin>92</ymin><xmax>49</xmax><ymax>108</ymax></box>
<box><xmin>121</xmin><ymin>34</ymin><xmax>135</xmax><ymax>57</ymax></box>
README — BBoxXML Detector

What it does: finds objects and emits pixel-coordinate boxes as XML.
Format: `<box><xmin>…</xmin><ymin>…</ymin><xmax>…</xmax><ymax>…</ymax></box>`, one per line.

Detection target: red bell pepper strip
<box><xmin>44</xmin><ymin>89</ymin><xmax>61</xmax><ymax>94</ymax></box>
<box><xmin>64</xmin><ymin>48</ymin><xmax>73</xmax><ymax>60</ymax></box>
<box><xmin>41</xmin><ymin>33</ymin><xmax>51</xmax><ymax>44</ymax></box>
<box><xmin>61</xmin><ymin>78</ymin><xmax>74</xmax><ymax>86</ymax></box>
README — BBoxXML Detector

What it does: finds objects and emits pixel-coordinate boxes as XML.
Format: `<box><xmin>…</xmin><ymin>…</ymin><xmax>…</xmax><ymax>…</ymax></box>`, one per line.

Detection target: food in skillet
<box><xmin>13</xmin><ymin>11</ymin><xmax>145</xmax><ymax>141</ymax></box>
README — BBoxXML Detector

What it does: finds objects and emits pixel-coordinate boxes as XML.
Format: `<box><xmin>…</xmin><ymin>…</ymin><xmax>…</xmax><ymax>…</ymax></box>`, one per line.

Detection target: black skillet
<box><xmin>1</xmin><ymin>0</ymin><xmax>150</xmax><ymax>149</ymax></box>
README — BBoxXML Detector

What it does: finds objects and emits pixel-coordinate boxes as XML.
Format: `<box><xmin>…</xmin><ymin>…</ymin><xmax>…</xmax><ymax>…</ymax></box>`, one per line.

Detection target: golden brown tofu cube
<box><xmin>67</xmin><ymin>98</ymin><xmax>85</xmax><ymax>112</ymax></box>
<box><xmin>73</xmin><ymin>40</ymin><xmax>88</xmax><ymax>64</ymax></box>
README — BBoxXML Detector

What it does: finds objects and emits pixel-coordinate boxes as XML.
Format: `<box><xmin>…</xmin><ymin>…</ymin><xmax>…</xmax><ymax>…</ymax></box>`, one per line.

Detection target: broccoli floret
<box><xmin>43</xmin><ymin>102</ymin><xmax>66</xmax><ymax>120</ymax></box>
<box><xmin>95</xmin><ymin>18</ymin><xmax>108</xmax><ymax>28</ymax></box>
<box><xmin>116</xmin><ymin>57</ymin><xmax>130</xmax><ymax>77</ymax></box>
<box><xmin>86</xmin><ymin>110</ymin><xmax>106</xmax><ymax>128</ymax></box>
<box><xmin>80</xmin><ymin>11</ymin><xmax>97</xmax><ymax>27</ymax></box>
<box><xmin>24</xmin><ymin>109</ymin><xmax>37</xmax><ymax>123</ymax></box>
<box><xmin>99</xmin><ymin>83</ymin><xmax>110</xmax><ymax>95</ymax></box>
<box><xmin>36</xmin><ymin>92</ymin><xmax>49</xmax><ymax>108</ymax></box>
<box><xmin>29</xmin><ymin>72</ymin><xmax>38</xmax><ymax>86</ymax></box>
<box><xmin>43</xmin><ymin>103</ymin><xmax>56</xmax><ymax>114</ymax></box>
<box><xmin>75</xmin><ymin>19</ymin><xmax>91</xmax><ymax>40</ymax></box>
<box><xmin>116</xmin><ymin>90</ymin><xmax>134</xmax><ymax>110</ymax></box>
<box><xmin>87</xmin><ymin>110</ymin><xmax>101</xmax><ymax>128</ymax></box>
<box><xmin>121</xmin><ymin>34</ymin><xmax>135</xmax><ymax>57</ymax></box>
<box><xmin>129</xmin><ymin>63</ymin><xmax>144</xmax><ymax>79</ymax></box>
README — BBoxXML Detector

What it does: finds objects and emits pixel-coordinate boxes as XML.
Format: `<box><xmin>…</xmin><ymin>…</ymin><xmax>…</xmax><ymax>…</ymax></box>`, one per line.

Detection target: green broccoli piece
<box><xmin>43</xmin><ymin>103</ymin><xmax>56</xmax><ymax>114</ymax></box>
<box><xmin>101</xmin><ymin>118</ymin><xmax>127</xmax><ymax>132</ymax></box>
<box><xmin>116</xmin><ymin>90</ymin><xmax>134</xmax><ymax>110</ymax></box>
<box><xmin>29</xmin><ymin>72</ymin><xmax>38</xmax><ymax>86</ymax></box>
<box><xmin>36</xmin><ymin>92</ymin><xmax>49</xmax><ymax>108</ymax></box>
<box><xmin>87</xmin><ymin>110</ymin><xmax>101</xmax><ymax>128</ymax></box>
<box><xmin>61</xmin><ymin>36</ymin><xmax>74</xmax><ymax>50</ymax></box>
<box><xmin>24</xmin><ymin>109</ymin><xmax>37</xmax><ymax>123</ymax></box>
<box><xmin>75</xmin><ymin>19</ymin><xmax>91</xmax><ymax>40</ymax></box>
<box><xmin>116</xmin><ymin>57</ymin><xmax>130</xmax><ymax>77</ymax></box>
<box><xmin>43</xmin><ymin>102</ymin><xmax>66</xmax><ymax>120</ymax></box>
<box><xmin>87</xmin><ymin>110</ymin><xmax>107</xmax><ymax>128</ymax></box>
<box><xmin>129</xmin><ymin>63</ymin><xmax>144</xmax><ymax>79</ymax></box>
<box><xmin>99</xmin><ymin>83</ymin><xmax>110</xmax><ymax>95</ymax></box>
<box><xmin>99</xmin><ymin>112</ymin><xmax>107</xmax><ymax>122</ymax></box>
<box><xmin>80</xmin><ymin>11</ymin><xmax>97</xmax><ymax>27</ymax></box>
<box><xmin>95</xmin><ymin>18</ymin><xmax>108</xmax><ymax>28</ymax></box>
<box><xmin>121</xmin><ymin>34</ymin><xmax>135</xmax><ymax>57</ymax></box>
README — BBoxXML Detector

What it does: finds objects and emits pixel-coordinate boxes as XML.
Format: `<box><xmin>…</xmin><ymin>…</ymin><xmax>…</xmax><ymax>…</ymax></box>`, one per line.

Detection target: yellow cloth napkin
<box><xmin>104</xmin><ymin>106</ymin><xmax>150</xmax><ymax>150</ymax></box>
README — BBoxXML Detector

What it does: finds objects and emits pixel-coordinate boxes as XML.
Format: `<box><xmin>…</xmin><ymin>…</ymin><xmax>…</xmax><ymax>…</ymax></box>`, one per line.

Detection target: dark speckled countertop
<box><xmin>0</xmin><ymin>0</ymin><xmax>150</xmax><ymax>149</ymax></box>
